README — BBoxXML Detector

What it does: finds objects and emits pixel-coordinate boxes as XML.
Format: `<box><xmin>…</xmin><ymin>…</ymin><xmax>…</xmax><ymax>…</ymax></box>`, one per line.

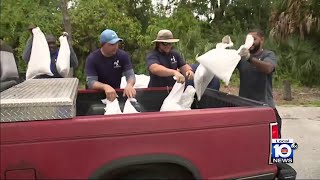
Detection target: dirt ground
<box><xmin>220</xmin><ymin>85</ymin><xmax>320</xmax><ymax>106</ymax></box>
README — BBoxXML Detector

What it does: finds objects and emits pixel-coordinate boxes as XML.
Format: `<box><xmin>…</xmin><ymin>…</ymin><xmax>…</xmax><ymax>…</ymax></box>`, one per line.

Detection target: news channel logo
<box><xmin>271</xmin><ymin>139</ymin><xmax>298</xmax><ymax>163</ymax></box>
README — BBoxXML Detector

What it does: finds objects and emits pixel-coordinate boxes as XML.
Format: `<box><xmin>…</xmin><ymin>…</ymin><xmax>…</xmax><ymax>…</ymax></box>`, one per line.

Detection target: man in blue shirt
<box><xmin>146</xmin><ymin>29</ymin><xmax>194</xmax><ymax>87</ymax></box>
<box><xmin>86</xmin><ymin>29</ymin><xmax>136</xmax><ymax>101</ymax></box>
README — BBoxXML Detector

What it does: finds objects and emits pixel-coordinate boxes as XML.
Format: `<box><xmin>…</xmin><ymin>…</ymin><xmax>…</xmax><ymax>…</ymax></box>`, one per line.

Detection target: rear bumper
<box><xmin>276</xmin><ymin>163</ymin><xmax>297</xmax><ymax>180</ymax></box>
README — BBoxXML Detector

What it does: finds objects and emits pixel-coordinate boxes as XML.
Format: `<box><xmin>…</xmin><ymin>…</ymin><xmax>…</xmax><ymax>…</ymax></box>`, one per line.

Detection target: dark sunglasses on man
<box><xmin>161</xmin><ymin>42</ymin><xmax>172</xmax><ymax>46</ymax></box>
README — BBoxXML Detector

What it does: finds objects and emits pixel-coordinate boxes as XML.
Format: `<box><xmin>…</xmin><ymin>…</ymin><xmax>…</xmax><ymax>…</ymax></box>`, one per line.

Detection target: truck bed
<box><xmin>76</xmin><ymin>87</ymin><xmax>268</xmax><ymax>116</ymax></box>
<box><xmin>1</xmin><ymin>87</ymin><xmax>279</xmax><ymax>180</ymax></box>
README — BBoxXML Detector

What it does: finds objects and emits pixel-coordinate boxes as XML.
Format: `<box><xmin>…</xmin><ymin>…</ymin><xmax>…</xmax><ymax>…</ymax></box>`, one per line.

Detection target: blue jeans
<box><xmin>186</xmin><ymin>63</ymin><xmax>220</xmax><ymax>90</ymax></box>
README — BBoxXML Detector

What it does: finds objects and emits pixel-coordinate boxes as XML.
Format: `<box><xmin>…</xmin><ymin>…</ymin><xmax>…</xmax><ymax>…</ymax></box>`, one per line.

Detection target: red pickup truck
<box><xmin>0</xmin><ymin>78</ymin><xmax>296</xmax><ymax>179</ymax></box>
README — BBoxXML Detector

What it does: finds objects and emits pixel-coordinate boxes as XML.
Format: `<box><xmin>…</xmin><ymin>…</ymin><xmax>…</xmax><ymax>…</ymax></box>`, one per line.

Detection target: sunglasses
<box><xmin>161</xmin><ymin>42</ymin><xmax>172</xmax><ymax>46</ymax></box>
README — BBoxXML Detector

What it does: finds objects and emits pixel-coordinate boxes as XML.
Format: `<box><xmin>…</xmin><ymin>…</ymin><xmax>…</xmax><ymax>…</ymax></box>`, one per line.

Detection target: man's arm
<box><xmin>146</xmin><ymin>52</ymin><xmax>177</xmax><ymax>77</ymax></box>
<box><xmin>249</xmin><ymin>51</ymin><xmax>277</xmax><ymax>74</ymax></box>
<box><xmin>86</xmin><ymin>75</ymin><xmax>118</xmax><ymax>101</ymax></box>
<box><xmin>85</xmin><ymin>55</ymin><xmax>100</xmax><ymax>90</ymax></box>
<box><xmin>146</xmin><ymin>52</ymin><xmax>185</xmax><ymax>83</ymax></box>
<box><xmin>179</xmin><ymin>64</ymin><xmax>193</xmax><ymax>76</ymax></box>
<box><xmin>85</xmin><ymin>54</ymin><xmax>118</xmax><ymax>101</ymax></box>
<box><xmin>22</xmin><ymin>37</ymin><xmax>33</xmax><ymax>63</ymax></box>
<box><xmin>87</xmin><ymin>75</ymin><xmax>111</xmax><ymax>91</ymax></box>
<box><xmin>240</xmin><ymin>49</ymin><xmax>277</xmax><ymax>74</ymax></box>
<box><xmin>121</xmin><ymin>51</ymin><xmax>136</xmax><ymax>98</ymax></box>
<box><xmin>123</xmin><ymin>69</ymin><xmax>136</xmax><ymax>98</ymax></box>
<box><xmin>149</xmin><ymin>64</ymin><xmax>178</xmax><ymax>77</ymax></box>
<box><xmin>249</xmin><ymin>57</ymin><xmax>275</xmax><ymax>74</ymax></box>
<box><xmin>175</xmin><ymin>51</ymin><xmax>193</xmax><ymax>80</ymax></box>
<box><xmin>123</xmin><ymin>69</ymin><xmax>136</xmax><ymax>86</ymax></box>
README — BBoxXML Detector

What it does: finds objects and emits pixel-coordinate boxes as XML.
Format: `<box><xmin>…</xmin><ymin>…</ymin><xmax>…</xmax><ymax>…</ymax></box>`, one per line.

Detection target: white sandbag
<box><xmin>120</xmin><ymin>74</ymin><xmax>150</xmax><ymax>88</ymax></box>
<box><xmin>195</xmin><ymin>35</ymin><xmax>254</xmax><ymax>86</ymax></box>
<box><xmin>216</xmin><ymin>42</ymin><xmax>233</xmax><ymax>49</ymax></box>
<box><xmin>194</xmin><ymin>35</ymin><xmax>233</xmax><ymax>100</ymax></box>
<box><xmin>102</xmin><ymin>98</ymin><xmax>122</xmax><ymax>115</ymax></box>
<box><xmin>26</xmin><ymin>27</ymin><xmax>53</xmax><ymax>79</ymax></box>
<box><xmin>244</xmin><ymin>34</ymin><xmax>254</xmax><ymax>49</ymax></box>
<box><xmin>123</xmin><ymin>98</ymin><xmax>140</xmax><ymax>114</ymax></box>
<box><xmin>237</xmin><ymin>34</ymin><xmax>254</xmax><ymax>53</ymax></box>
<box><xmin>56</xmin><ymin>35</ymin><xmax>70</xmax><ymax>77</ymax></box>
<box><xmin>216</xmin><ymin>36</ymin><xmax>233</xmax><ymax>49</ymax></box>
<box><xmin>196</xmin><ymin>48</ymin><xmax>241</xmax><ymax>86</ymax></box>
<box><xmin>178</xmin><ymin>85</ymin><xmax>196</xmax><ymax>110</ymax></box>
<box><xmin>194</xmin><ymin>64</ymin><xmax>214</xmax><ymax>101</ymax></box>
<box><xmin>160</xmin><ymin>82</ymin><xmax>185</xmax><ymax>111</ymax></box>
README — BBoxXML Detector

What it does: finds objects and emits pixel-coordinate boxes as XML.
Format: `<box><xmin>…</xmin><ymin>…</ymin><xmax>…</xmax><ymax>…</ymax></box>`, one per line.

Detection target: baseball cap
<box><xmin>100</xmin><ymin>29</ymin><xmax>123</xmax><ymax>44</ymax></box>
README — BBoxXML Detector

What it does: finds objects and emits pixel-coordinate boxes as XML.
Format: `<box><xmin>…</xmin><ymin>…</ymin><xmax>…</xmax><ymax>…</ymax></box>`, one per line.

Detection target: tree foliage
<box><xmin>1</xmin><ymin>0</ymin><xmax>319</xmax><ymax>86</ymax></box>
<box><xmin>270</xmin><ymin>0</ymin><xmax>320</xmax><ymax>40</ymax></box>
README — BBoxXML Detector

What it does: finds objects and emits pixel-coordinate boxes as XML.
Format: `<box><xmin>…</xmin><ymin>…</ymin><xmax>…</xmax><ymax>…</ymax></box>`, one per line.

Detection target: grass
<box><xmin>222</xmin><ymin>76</ymin><xmax>320</xmax><ymax>107</ymax></box>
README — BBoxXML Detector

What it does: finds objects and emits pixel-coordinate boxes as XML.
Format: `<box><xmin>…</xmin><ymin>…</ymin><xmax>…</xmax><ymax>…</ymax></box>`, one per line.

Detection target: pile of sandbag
<box><xmin>102</xmin><ymin>82</ymin><xmax>196</xmax><ymax>115</ymax></box>
<box><xmin>160</xmin><ymin>82</ymin><xmax>196</xmax><ymax>111</ymax></box>
<box><xmin>120</xmin><ymin>74</ymin><xmax>150</xmax><ymax>88</ymax></box>
<box><xmin>102</xmin><ymin>98</ymin><xmax>141</xmax><ymax>115</ymax></box>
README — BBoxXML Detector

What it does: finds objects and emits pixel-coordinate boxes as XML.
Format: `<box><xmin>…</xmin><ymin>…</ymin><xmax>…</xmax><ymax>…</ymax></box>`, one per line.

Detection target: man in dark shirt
<box><xmin>23</xmin><ymin>26</ymin><xmax>78</xmax><ymax>78</ymax></box>
<box><xmin>146</xmin><ymin>29</ymin><xmax>194</xmax><ymax>87</ymax></box>
<box><xmin>238</xmin><ymin>29</ymin><xmax>282</xmax><ymax>137</ymax></box>
<box><xmin>86</xmin><ymin>29</ymin><xmax>136</xmax><ymax>101</ymax></box>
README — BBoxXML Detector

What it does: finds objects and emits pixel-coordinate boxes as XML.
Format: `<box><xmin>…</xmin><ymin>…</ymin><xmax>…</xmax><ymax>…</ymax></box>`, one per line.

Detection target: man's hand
<box><xmin>28</xmin><ymin>24</ymin><xmax>36</xmax><ymax>34</ymax></box>
<box><xmin>222</xmin><ymin>35</ymin><xmax>230</xmax><ymax>44</ymax></box>
<box><xmin>123</xmin><ymin>84</ymin><xmax>136</xmax><ymax>98</ymax></box>
<box><xmin>104</xmin><ymin>85</ymin><xmax>118</xmax><ymax>101</ymax></box>
<box><xmin>185</xmin><ymin>70</ymin><xmax>194</xmax><ymax>80</ymax></box>
<box><xmin>62</xmin><ymin>32</ymin><xmax>69</xmax><ymax>37</ymax></box>
<box><xmin>239</xmin><ymin>48</ymin><xmax>251</xmax><ymax>61</ymax></box>
<box><xmin>173</xmin><ymin>71</ymin><xmax>185</xmax><ymax>84</ymax></box>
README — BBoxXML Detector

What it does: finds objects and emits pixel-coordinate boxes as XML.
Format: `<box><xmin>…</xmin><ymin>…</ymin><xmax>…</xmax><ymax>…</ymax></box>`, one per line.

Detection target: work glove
<box><xmin>27</xmin><ymin>24</ymin><xmax>37</xmax><ymax>34</ymax></box>
<box><xmin>62</xmin><ymin>32</ymin><xmax>69</xmax><ymax>37</ymax></box>
<box><xmin>238</xmin><ymin>48</ymin><xmax>251</xmax><ymax>61</ymax></box>
<box><xmin>216</xmin><ymin>35</ymin><xmax>233</xmax><ymax>49</ymax></box>
<box><xmin>222</xmin><ymin>35</ymin><xmax>231</xmax><ymax>44</ymax></box>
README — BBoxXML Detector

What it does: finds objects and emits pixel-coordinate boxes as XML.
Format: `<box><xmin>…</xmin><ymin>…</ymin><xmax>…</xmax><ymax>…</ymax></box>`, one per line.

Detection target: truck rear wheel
<box><xmin>121</xmin><ymin>169</ymin><xmax>193</xmax><ymax>180</ymax></box>
<box><xmin>106</xmin><ymin>164</ymin><xmax>195</xmax><ymax>180</ymax></box>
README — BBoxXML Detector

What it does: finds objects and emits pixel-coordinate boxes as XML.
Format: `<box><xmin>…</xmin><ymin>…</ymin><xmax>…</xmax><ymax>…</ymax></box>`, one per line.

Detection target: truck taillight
<box><xmin>270</xmin><ymin>123</ymin><xmax>279</xmax><ymax>139</ymax></box>
<box><xmin>269</xmin><ymin>122</ymin><xmax>279</xmax><ymax>164</ymax></box>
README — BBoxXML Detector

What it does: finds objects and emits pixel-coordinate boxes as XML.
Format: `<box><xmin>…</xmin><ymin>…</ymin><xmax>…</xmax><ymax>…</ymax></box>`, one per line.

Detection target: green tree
<box><xmin>270</xmin><ymin>0</ymin><xmax>320</xmax><ymax>41</ymax></box>
<box><xmin>0</xmin><ymin>0</ymin><xmax>62</xmax><ymax>71</ymax></box>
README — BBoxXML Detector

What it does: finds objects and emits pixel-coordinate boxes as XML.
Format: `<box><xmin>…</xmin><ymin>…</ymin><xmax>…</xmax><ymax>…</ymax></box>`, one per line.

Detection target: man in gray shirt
<box><xmin>238</xmin><ymin>29</ymin><xmax>282</xmax><ymax>137</ymax></box>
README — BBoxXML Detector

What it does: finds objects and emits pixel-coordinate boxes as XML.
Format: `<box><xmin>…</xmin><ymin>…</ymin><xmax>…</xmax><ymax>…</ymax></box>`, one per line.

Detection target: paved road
<box><xmin>277</xmin><ymin>106</ymin><xmax>320</xmax><ymax>179</ymax></box>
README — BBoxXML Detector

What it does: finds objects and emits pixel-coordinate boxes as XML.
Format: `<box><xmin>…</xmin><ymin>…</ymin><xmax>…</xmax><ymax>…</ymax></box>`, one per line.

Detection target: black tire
<box><xmin>120</xmin><ymin>165</ymin><xmax>194</xmax><ymax>180</ymax></box>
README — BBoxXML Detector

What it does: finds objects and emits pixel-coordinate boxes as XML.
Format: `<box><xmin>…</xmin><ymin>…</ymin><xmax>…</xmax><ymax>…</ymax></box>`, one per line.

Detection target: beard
<box><xmin>249</xmin><ymin>43</ymin><xmax>260</xmax><ymax>54</ymax></box>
